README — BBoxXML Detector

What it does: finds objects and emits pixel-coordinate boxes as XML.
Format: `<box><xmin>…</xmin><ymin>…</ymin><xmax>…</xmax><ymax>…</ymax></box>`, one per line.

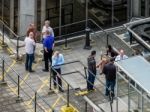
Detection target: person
<box><xmin>24</xmin><ymin>32</ymin><xmax>36</xmax><ymax>72</ymax></box>
<box><xmin>102</xmin><ymin>58</ymin><xmax>116</xmax><ymax>97</ymax></box>
<box><xmin>42</xmin><ymin>20</ymin><xmax>54</xmax><ymax>41</ymax></box>
<box><xmin>96</xmin><ymin>55</ymin><xmax>109</xmax><ymax>74</ymax></box>
<box><xmin>52</xmin><ymin>51</ymin><xmax>64</xmax><ymax>92</ymax></box>
<box><xmin>87</xmin><ymin>50</ymin><xmax>97</xmax><ymax>91</ymax></box>
<box><xmin>26</xmin><ymin>23</ymin><xmax>37</xmax><ymax>63</ymax></box>
<box><xmin>41</xmin><ymin>20</ymin><xmax>54</xmax><ymax>61</ymax></box>
<box><xmin>115</xmin><ymin>49</ymin><xmax>128</xmax><ymax>61</ymax></box>
<box><xmin>43</xmin><ymin>30</ymin><xmax>54</xmax><ymax>72</ymax></box>
<box><xmin>106</xmin><ymin>45</ymin><xmax>118</xmax><ymax>58</ymax></box>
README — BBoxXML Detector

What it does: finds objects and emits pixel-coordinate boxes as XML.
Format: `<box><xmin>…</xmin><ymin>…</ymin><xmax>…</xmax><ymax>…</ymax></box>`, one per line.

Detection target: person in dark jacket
<box><xmin>87</xmin><ymin>50</ymin><xmax>96</xmax><ymax>91</ymax></box>
<box><xmin>102</xmin><ymin>58</ymin><xmax>116</xmax><ymax>96</ymax></box>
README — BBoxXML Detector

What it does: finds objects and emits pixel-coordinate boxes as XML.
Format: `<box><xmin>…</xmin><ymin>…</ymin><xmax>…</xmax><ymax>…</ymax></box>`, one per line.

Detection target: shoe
<box><xmin>59</xmin><ymin>89</ymin><xmax>64</xmax><ymax>92</ymax></box>
<box><xmin>29</xmin><ymin>70</ymin><xmax>35</xmax><ymax>73</ymax></box>
<box><xmin>42</xmin><ymin>69</ymin><xmax>49</xmax><ymax>72</ymax></box>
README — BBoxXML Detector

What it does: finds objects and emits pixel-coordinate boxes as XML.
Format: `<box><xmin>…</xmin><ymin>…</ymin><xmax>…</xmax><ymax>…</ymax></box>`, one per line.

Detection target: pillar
<box><xmin>18</xmin><ymin>0</ymin><xmax>37</xmax><ymax>36</ymax></box>
<box><xmin>41</xmin><ymin>0</ymin><xmax>46</xmax><ymax>30</ymax></box>
<box><xmin>132</xmin><ymin>0</ymin><xmax>141</xmax><ymax>17</ymax></box>
<box><xmin>145</xmin><ymin>0</ymin><xmax>150</xmax><ymax>17</ymax></box>
<box><xmin>10</xmin><ymin>0</ymin><xmax>14</xmax><ymax>31</ymax></box>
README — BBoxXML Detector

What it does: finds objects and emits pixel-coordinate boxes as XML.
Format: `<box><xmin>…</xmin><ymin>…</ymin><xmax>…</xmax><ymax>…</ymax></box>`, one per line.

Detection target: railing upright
<box><xmin>34</xmin><ymin>92</ymin><xmax>37</xmax><ymax>112</ymax></box>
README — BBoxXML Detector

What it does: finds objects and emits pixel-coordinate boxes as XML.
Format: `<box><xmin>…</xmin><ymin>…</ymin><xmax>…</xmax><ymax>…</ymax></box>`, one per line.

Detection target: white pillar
<box><xmin>132</xmin><ymin>0</ymin><xmax>141</xmax><ymax>17</ymax></box>
<box><xmin>41</xmin><ymin>0</ymin><xmax>46</xmax><ymax>30</ymax></box>
<box><xmin>18</xmin><ymin>0</ymin><xmax>37</xmax><ymax>36</ymax></box>
<box><xmin>10</xmin><ymin>0</ymin><xmax>14</xmax><ymax>31</ymax></box>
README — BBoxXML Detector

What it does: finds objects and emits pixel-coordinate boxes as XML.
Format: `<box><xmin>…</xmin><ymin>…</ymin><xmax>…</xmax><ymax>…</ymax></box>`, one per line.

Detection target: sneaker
<box><xmin>59</xmin><ymin>89</ymin><xmax>64</xmax><ymax>92</ymax></box>
<box><xmin>29</xmin><ymin>70</ymin><xmax>35</xmax><ymax>73</ymax></box>
<box><xmin>42</xmin><ymin>69</ymin><xmax>49</xmax><ymax>72</ymax></box>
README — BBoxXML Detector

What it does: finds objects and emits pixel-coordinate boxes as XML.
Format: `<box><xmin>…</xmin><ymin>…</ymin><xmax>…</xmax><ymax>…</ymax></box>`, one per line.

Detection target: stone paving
<box><xmin>0</xmin><ymin>30</ymin><xmax>135</xmax><ymax>112</ymax></box>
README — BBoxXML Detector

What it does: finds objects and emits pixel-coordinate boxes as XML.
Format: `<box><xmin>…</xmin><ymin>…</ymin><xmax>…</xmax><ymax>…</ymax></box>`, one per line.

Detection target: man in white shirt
<box><xmin>115</xmin><ymin>49</ymin><xmax>128</xmax><ymax>61</ymax></box>
<box><xmin>42</xmin><ymin>20</ymin><xmax>54</xmax><ymax>40</ymax></box>
<box><xmin>25</xmin><ymin>32</ymin><xmax>36</xmax><ymax>72</ymax></box>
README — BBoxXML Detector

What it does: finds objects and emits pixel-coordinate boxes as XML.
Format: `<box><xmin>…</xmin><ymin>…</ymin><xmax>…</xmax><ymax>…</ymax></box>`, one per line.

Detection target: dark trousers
<box><xmin>44</xmin><ymin>49</ymin><xmax>53</xmax><ymax>70</ymax></box>
<box><xmin>25</xmin><ymin>53</ymin><xmax>34</xmax><ymax>71</ymax></box>
<box><xmin>105</xmin><ymin>80</ymin><xmax>116</xmax><ymax>96</ymax></box>
<box><xmin>33</xmin><ymin>46</ymin><xmax>36</xmax><ymax>62</ymax></box>
<box><xmin>52</xmin><ymin>68</ymin><xmax>62</xmax><ymax>90</ymax></box>
<box><xmin>87</xmin><ymin>71</ymin><xmax>96</xmax><ymax>91</ymax></box>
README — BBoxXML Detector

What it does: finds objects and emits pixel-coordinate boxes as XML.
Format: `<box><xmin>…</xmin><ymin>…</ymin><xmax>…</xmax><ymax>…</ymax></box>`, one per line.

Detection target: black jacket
<box><xmin>102</xmin><ymin>62</ymin><xmax>116</xmax><ymax>81</ymax></box>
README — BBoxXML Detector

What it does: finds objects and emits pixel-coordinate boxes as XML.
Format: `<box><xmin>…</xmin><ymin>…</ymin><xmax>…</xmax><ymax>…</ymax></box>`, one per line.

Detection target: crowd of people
<box><xmin>23</xmin><ymin>20</ymin><xmax>129</xmax><ymax>95</ymax></box>
<box><xmin>87</xmin><ymin>48</ymin><xmax>128</xmax><ymax>97</ymax></box>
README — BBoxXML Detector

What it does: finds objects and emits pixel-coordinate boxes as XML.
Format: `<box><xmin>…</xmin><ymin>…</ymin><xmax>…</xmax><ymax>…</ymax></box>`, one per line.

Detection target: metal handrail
<box><xmin>0</xmin><ymin>56</ymin><xmax>54</xmax><ymax>111</ymax></box>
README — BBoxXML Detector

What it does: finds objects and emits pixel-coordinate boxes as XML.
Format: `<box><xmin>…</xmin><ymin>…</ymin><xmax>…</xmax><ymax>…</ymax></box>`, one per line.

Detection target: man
<box><xmin>42</xmin><ymin>20</ymin><xmax>54</xmax><ymax>41</ymax></box>
<box><xmin>102</xmin><ymin>58</ymin><xmax>116</xmax><ymax>97</ymax></box>
<box><xmin>26</xmin><ymin>23</ymin><xmax>37</xmax><ymax>63</ymax></box>
<box><xmin>87</xmin><ymin>50</ymin><xmax>97</xmax><ymax>91</ymax></box>
<box><xmin>24</xmin><ymin>32</ymin><xmax>36</xmax><ymax>72</ymax></box>
<box><xmin>43</xmin><ymin>30</ymin><xmax>54</xmax><ymax>72</ymax></box>
<box><xmin>52</xmin><ymin>51</ymin><xmax>64</xmax><ymax>92</ymax></box>
<box><xmin>41</xmin><ymin>20</ymin><xmax>54</xmax><ymax>61</ymax></box>
<box><xmin>115</xmin><ymin>49</ymin><xmax>128</xmax><ymax>61</ymax></box>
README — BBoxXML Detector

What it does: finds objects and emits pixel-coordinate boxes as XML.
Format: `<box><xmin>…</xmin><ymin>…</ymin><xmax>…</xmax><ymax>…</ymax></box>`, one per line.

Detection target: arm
<box><xmin>57</xmin><ymin>54</ymin><xmax>64</xmax><ymax>65</ymax></box>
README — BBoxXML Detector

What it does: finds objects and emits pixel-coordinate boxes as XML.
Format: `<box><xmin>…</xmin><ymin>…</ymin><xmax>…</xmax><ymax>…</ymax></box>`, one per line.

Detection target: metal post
<box><xmin>0</xmin><ymin>58</ymin><xmax>5</xmax><ymax>82</ymax></box>
<box><xmin>67</xmin><ymin>84</ymin><xmax>70</xmax><ymax>107</ymax></box>
<box><xmin>128</xmin><ymin>78</ymin><xmax>131</xmax><ymax>112</ymax></box>
<box><xmin>141</xmin><ymin>90</ymin><xmax>144</xmax><ymax>112</ymax></box>
<box><xmin>116</xmin><ymin>73</ymin><xmax>119</xmax><ymax>112</ymax></box>
<box><xmin>111</xmin><ymin>0</ymin><xmax>114</xmax><ymax>26</ymax></box>
<box><xmin>49</xmin><ymin>68</ymin><xmax>52</xmax><ymax>90</ymax></box>
<box><xmin>85</xmin><ymin>0</ymin><xmax>88</xmax><ymax>28</ymax></box>
<box><xmin>2</xmin><ymin>24</ymin><xmax>5</xmax><ymax>45</ymax></box>
<box><xmin>1</xmin><ymin>0</ymin><xmax>4</xmax><ymax>21</ymax></box>
<box><xmin>84</xmin><ymin>67</ymin><xmax>87</xmax><ymax>79</ymax></box>
<box><xmin>17</xmin><ymin>75</ymin><xmax>20</xmax><ymax>99</ymax></box>
<box><xmin>35</xmin><ymin>92</ymin><xmax>37</xmax><ymax>112</ymax></box>
<box><xmin>85</xmin><ymin>101</ymin><xmax>87</xmax><ymax>112</ymax></box>
<box><xmin>84</xmin><ymin>28</ymin><xmax>91</xmax><ymax>49</ymax></box>
<box><xmin>16</xmin><ymin>37</ymin><xmax>19</xmax><ymax>60</ymax></box>
<box><xmin>59</xmin><ymin>0</ymin><xmax>62</xmax><ymax>38</ymax></box>
<box><xmin>106</xmin><ymin>34</ymin><xmax>109</xmax><ymax>47</ymax></box>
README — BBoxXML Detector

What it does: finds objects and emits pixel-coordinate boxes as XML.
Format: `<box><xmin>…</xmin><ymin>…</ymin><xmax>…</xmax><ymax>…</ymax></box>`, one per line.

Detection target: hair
<box><xmin>91</xmin><ymin>50</ymin><xmax>96</xmax><ymax>56</ymax></box>
<box><xmin>107</xmin><ymin>45</ymin><xmax>112</xmax><ymax>50</ymax></box>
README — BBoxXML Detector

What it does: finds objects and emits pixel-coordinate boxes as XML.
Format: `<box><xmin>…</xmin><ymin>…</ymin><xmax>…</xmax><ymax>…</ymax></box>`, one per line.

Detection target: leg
<box><xmin>110</xmin><ymin>80</ymin><xmax>116</xmax><ymax>97</ymax></box>
<box><xmin>87</xmin><ymin>72</ymin><xmax>91</xmax><ymax>90</ymax></box>
<box><xmin>56</xmin><ymin>69</ymin><xmax>62</xmax><ymax>91</ymax></box>
<box><xmin>25</xmin><ymin>53</ymin><xmax>29</xmax><ymax>70</ymax></box>
<box><xmin>52</xmin><ymin>69</ymin><xmax>57</xmax><ymax>87</ymax></box>
<box><xmin>44</xmin><ymin>50</ymin><xmax>49</xmax><ymax>70</ymax></box>
<box><xmin>105</xmin><ymin>80</ymin><xmax>110</xmax><ymax>96</ymax></box>
<box><xmin>28</xmin><ymin>54</ymin><xmax>34</xmax><ymax>72</ymax></box>
<box><xmin>48</xmin><ymin>49</ymin><xmax>53</xmax><ymax>64</ymax></box>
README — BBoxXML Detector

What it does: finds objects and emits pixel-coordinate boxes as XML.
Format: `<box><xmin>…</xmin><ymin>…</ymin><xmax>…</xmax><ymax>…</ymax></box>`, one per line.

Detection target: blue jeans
<box><xmin>105</xmin><ymin>80</ymin><xmax>116</xmax><ymax>96</ymax></box>
<box><xmin>25</xmin><ymin>53</ymin><xmax>34</xmax><ymax>71</ymax></box>
<box><xmin>87</xmin><ymin>71</ymin><xmax>96</xmax><ymax>91</ymax></box>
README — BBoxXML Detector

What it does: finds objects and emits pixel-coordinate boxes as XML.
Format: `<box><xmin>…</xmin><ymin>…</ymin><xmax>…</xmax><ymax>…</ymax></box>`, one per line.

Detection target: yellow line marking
<box><xmin>52</xmin><ymin>97</ymin><xmax>61</xmax><ymax>108</ymax></box>
<box><xmin>39</xmin><ymin>78</ymin><xmax>79</xmax><ymax>112</ymax></box>
<box><xmin>0</xmin><ymin>60</ymin><xmax>16</xmax><ymax>80</ymax></box>
<box><xmin>7</xmin><ymin>84</ymin><xmax>18</xmax><ymax>95</ymax></box>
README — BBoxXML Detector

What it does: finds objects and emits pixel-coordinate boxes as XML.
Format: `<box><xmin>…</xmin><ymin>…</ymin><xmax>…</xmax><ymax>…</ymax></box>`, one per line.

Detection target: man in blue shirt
<box><xmin>52</xmin><ymin>51</ymin><xmax>64</xmax><ymax>92</ymax></box>
<box><xmin>43</xmin><ymin>30</ymin><xmax>54</xmax><ymax>72</ymax></box>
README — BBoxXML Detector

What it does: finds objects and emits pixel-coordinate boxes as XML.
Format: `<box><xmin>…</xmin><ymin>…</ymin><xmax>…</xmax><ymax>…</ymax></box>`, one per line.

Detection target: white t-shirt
<box><xmin>24</xmin><ymin>37</ymin><xmax>35</xmax><ymax>54</ymax></box>
<box><xmin>42</xmin><ymin>26</ymin><xmax>54</xmax><ymax>39</ymax></box>
<box><xmin>115</xmin><ymin>55</ymin><xmax>128</xmax><ymax>61</ymax></box>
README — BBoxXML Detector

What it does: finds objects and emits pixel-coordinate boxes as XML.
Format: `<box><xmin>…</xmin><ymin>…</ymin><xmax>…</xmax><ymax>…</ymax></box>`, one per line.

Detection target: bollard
<box><xmin>85</xmin><ymin>101</ymin><xmax>87</xmax><ymax>112</ymax></box>
<box><xmin>67</xmin><ymin>84</ymin><xmax>70</xmax><ymax>107</ymax></box>
<box><xmin>84</xmin><ymin>28</ymin><xmax>91</xmax><ymax>50</ymax></box>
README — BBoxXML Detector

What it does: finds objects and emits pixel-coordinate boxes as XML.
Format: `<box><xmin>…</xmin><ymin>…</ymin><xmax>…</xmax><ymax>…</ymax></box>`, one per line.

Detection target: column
<box><xmin>145</xmin><ymin>0</ymin><xmax>150</xmax><ymax>17</ymax></box>
<box><xmin>41</xmin><ymin>0</ymin><xmax>46</xmax><ymax>30</ymax></box>
<box><xmin>10</xmin><ymin>0</ymin><xmax>14</xmax><ymax>31</ymax></box>
<box><xmin>132</xmin><ymin>0</ymin><xmax>141</xmax><ymax>17</ymax></box>
<box><xmin>18</xmin><ymin>0</ymin><xmax>37</xmax><ymax>36</ymax></box>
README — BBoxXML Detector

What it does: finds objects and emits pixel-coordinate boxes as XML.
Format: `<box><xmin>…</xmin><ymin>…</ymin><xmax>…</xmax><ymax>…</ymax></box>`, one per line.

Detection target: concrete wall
<box><xmin>18</xmin><ymin>0</ymin><xmax>36</xmax><ymax>36</ymax></box>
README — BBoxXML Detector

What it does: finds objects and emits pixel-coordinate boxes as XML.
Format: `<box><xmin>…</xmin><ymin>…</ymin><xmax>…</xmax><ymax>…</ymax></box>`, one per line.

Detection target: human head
<box><xmin>91</xmin><ymin>50</ymin><xmax>96</xmax><ymax>57</ymax></box>
<box><xmin>107</xmin><ymin>45</ymin><xmax>112</xmax><ymax>51</ymax></box>
<box><xmin>54</xmin><ymin>51</ymin><xmax>59</xmax><ymax>57</ymax></box>
<box><xmin>45</xmin><ymin>20</ymin><xmax>50</xmax><ymax>27</ymax></box>
<box><xmin>110</xmin><ymin>57</ymin><xmax>115</xmax><ymax>63</ymax></box>
<box><xmin>29</xmin><ymin>32</ymin><xmax>34</xmax><ymax>39</ymax></box>
<box><xmin>119</xmin><ymin>49</ymin><xmax>124</xmax><ymax>56</ymax></box>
